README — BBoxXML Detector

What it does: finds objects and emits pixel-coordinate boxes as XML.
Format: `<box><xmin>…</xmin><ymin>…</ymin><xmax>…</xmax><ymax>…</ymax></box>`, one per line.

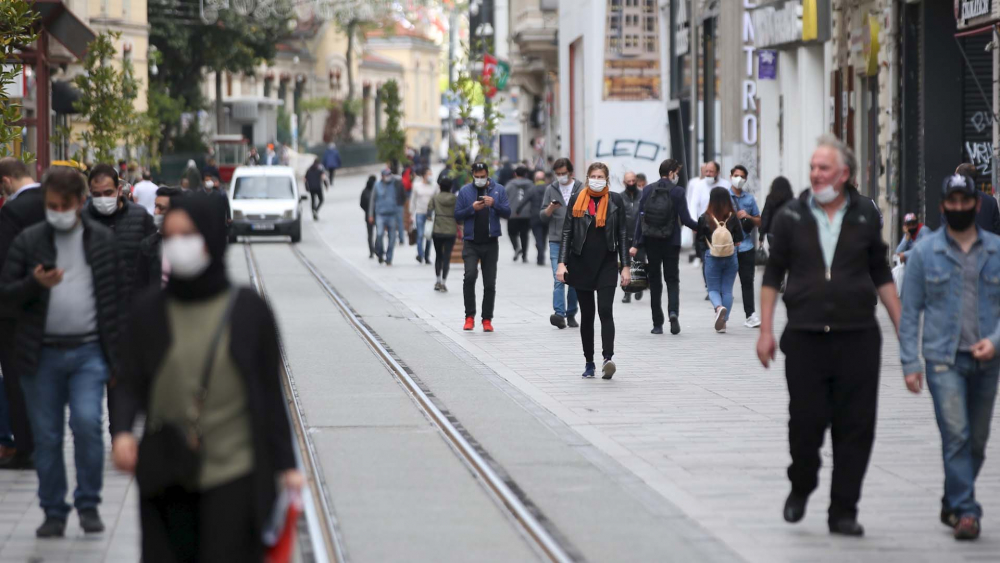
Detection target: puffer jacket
<box><xmin>558</xmin><ymin>191</ymin><xmax>629</xmax><ymax>266</ymax></box>
<box><xmin>135</xmin><ymin>232</ymin><xmax>162</xmax><ymax>291</ymax></box>
<box><xmin>0</xmin><ymin>217</ymin><xmax>120</xmax><ymax>378</ymax></box>
<box><xmin>85</xmin><ymin>200</ymin><xmax>156</xmax><ymax>301</ymax></box>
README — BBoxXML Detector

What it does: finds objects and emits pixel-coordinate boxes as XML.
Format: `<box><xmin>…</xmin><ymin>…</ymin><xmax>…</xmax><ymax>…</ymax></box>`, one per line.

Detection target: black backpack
<box><xmin>642</xmin><ymin>186</ymin><xmax>676</xmax><ymax>239</ymax></box>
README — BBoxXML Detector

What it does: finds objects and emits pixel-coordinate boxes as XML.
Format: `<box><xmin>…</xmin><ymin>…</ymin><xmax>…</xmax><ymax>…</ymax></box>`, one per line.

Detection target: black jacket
<box><xmin>632</xmin><ymin>178</ymin><xmax>699</xmax><ymax>247</ymax></box>
<box><xmin>763</xmin><ymin>185</ymin><xmax>893</xmax><ymax>331</ymax></box>
<box><xmin>0</xmin><ymin>186</ymin><xmax>45</xmax><ymax>319</ymax></box>
<box><xmin>0</xmin><ymin>218</ymin><xmax>121</xmax><ymax>378</ymax></box>
<box><xmin>559</xmin><ymin>191</ymin><xmax>629</xmax><ymax>266</ymax></box>
<box><xmin>135</xmin><ymin>232</ymin><xmax>162</xmax><ymax>291</ymax></box>
<box><xmin>621</xmin><ymin>188</ymin><xmax>642</xmax><ymax>242</ymax></box>
<box><xmin>697</xmin><ymin>213</ymin><xmax>745</xmax><ymax>249</ymax></box>
<box><xmin>112</xmin><ymin>287</ymin><xmax>296</xmax><ymax>529</ymax></box>
<box><xmin>759</xmin><ymin>197</ymin><xmax>792</xmax><ymax>240</ymax></box>
<box><xmin>977</xmin><ymin>192</ymin><xmax>1000</xmax><ymax>235</ymax></box>
<box><xmin>305</xmin><ymin>165</ymin><xmax>324</xmax><ymax>193</ymax></box>
<box><xmin>85</xmin><ymin>200</ymin><xmax>156</xmax><ymax>301</ymax></box>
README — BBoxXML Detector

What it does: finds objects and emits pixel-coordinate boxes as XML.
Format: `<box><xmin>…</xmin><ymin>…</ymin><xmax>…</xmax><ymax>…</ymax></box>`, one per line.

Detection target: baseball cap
<box><xmin>381</xmin><ymin>168</ymin><xmax>392</xmax><ymax>177</ymax></box>
<box><xmin>903</xmin><ymin>213</ymin><xmax>918</xmax><ymax>223</ymax></box>
<box><xmin>942</xmin><ymin>174</ymin><xmax>976</xmax><ymax>198</ymax></box>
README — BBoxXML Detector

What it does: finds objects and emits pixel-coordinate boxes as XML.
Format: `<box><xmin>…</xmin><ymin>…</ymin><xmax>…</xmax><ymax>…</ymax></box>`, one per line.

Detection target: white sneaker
<box><xmin>744</xmin><ymin>313</ymin><xmax>762</xmax><ymax>328</ymax></box>
<box><xmin>714</xmin><ymin>307</ymin><xmax>727</xmax><ymax>332</ymax></box>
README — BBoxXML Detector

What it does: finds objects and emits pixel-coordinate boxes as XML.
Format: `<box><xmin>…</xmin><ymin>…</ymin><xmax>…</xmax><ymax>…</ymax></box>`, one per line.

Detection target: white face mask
<box><xmin>204</xmin><ymin>180</ymin><xmax>215</xmax><ymax>190</ymax></box>
<box><xmin>474</xmin><ymin>178</ymin><xmax>488</xmax><ymax>188</ymax></box>
<box><xmin>556</xmin><ymin>174</ymin><xmax>571</xmax><ymax>185</ymax></box>
<box><xmin>92</xmin><ymin>196</ymin><xmax>118</xmax><ymax>216</ymax></box>
<box><xmin>153</xmin><ymin>213</ymin><xmax>165</xmax><ymax>231</ymax></box>
<box><xmin>163</xmin><ymin>234</ymin><xmax>211</xmax><ymax>279</ymax></box>
<box><xmin>588</xmin><ymin>179</ymin><xmax>607</xmax><ymax>190</ymax></box>
<box><xmin>813</xmin><ymin>184</ymin><xmax>839</xmax><ymax>204</ymax></box>
<box><xmin>46</xmin><ymin>208</ymin><xmax>79</xmax><ymax>231</ymax></box>
<box><xmin>731</xmin><ymin>176</ymin><xmax>745</xmax><ymax>189</ymax></box>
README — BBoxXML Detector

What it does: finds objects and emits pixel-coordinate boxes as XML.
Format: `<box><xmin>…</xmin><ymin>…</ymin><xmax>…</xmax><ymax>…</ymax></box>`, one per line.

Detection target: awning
<box><xmin>33</xmin><ymin>0</ymin><xmax>95</xmax><ymax>59</ymax></box>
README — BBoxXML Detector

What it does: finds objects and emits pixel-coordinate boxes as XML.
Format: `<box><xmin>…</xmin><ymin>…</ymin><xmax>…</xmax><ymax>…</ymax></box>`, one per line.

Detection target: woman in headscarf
<box><xmin>555</xmin><ymin>162</ymin><xmax>630</xmax><ymax>380</ymax></box>
<box><xmin>110</xmin><ymin>194</ymin><xmax>301</xmax><ymax>562</ymax></box>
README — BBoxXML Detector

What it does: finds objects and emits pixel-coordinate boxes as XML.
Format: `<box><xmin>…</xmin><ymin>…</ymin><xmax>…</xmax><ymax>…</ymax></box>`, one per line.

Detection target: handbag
<box><xmin>623</xmin><ymin>259</ymin><xmax>648</xmax><ymax>293</ymax></box>
<box><xmin>755</xmin><ymin>246</ymin><xmax>769</xmax><ymax>266</ymax></box>
<box><xmin>424</xmin><ymin>212</ymin><xmax>435</xmax><ymax>242</ymax></box>
<box><xmin>136</xmin><ymin>291</ymin><xmax>238</xmax><ymax>498</ymax></box>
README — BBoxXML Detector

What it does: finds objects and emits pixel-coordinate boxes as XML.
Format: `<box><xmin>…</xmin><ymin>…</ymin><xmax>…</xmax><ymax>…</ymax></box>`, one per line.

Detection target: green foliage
<box><xmin>74</xmin><ymin>31</ymin><xmax>140</xmax><ymax>164</ymax></box>
<box><xmin>0</xmin><ymin>1</ymin><xmax>38</xmax><ymax>161</ymax></box>
<box><xmin>376</xmin><ymin>80</ymin><xmax>406</xmax><ymax>166</ymax></box>
<box><xmin>447</xmin><ymin>43</ymin><xmax>502</xmax><ymax>183</ymax></box>
<box><xmin>276</xmin><ymin>107</ymin><xmax>291</xmax><ymax>146</ymax></box>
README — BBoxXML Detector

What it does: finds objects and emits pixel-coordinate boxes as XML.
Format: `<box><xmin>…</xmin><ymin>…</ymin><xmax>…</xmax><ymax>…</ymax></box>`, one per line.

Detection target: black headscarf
<box><xmin>164</xmin><ymin>193</ymin><xmax>230</xmax><ymax>301</ymax></box>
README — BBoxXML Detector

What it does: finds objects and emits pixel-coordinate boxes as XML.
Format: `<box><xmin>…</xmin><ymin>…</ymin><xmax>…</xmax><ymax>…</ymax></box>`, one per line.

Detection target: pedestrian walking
<box><xmin>629</xmin><ymin>159</ymin><xmax>699</xmax><ymax>336</ymax></box>
<box><xmin>245</xmin><ymin>147</ymin><xmax>261</xmax><ymax>166</ymax></box>
<box><xmin>0</xmin><ymin>157</ymin><xmax>41</xmax><ymax>470</ymax></box>
<box><xmin>895</xmin><ymin>212</ymin><xmax>928</xmax><ymax>263</ymax></box>
<box><xmin>305</xmin><ymin>158</ymin><xmax>325</xmax><ymax>221</ymax></box>
<box><xmin>505</xmin><ymin>166</ymin><xmax>534</xmax><ymax>263</ymax></box>
<box><xmin>360</xmin><ymin>175</ymin><xmax>377</xmax><ymax>259</ymax></box>
<box><xmin>556</xmin><ymin>163</ymin><xmax>630</xmax><ymax>379</ymax></box>
<box><xmin>759</xmin><ymin>176</ymin><xmax>794</xmax><ymax>249</ymax></box>
<box><xmin>635</xmin><ymin>173</ymin><xmax>648</xmax><ymax>189</ymax></box>
<box><xmin>455</xmin><ymin>162</ymin><xmax>511</xmax><ymax>332</ymax></box>
<box><xmin>264</xmin><ymin>144</ymin><xmax>278</xmax><ymax>166</ymax></box>
<box><xmin>957</xmin><ymin>163</ymin><xmax>1000</xmax><ymax>235</ymax></box>
<box><xmin>368</xmin><ymin>169</ymin><xmax>401</xmax><ymax>265</ymax></box>
<box><xmin>728</xmin><ymin>165</ymin><xmax>762</xmax><ymax>328</ymax></box>
<box><xmin>411</xmin><ymin>167</ymin><xmax>436</xmax><ymax>264</ymax></box>
<box><xmin>111</xmin><ymin>194</ymin><xmax>302</xmax><ymax>562</ymax></box>
<box><xmin>697</xmin><ymin>188</ymin><xmax>744</xmax><ymax>333</ymax></box>
<box><xmin>517</xmin><ymin>170</ymin><xmax>549</xmax><ymax>265</ymax></box>
<box><xmin>540</xmin><ymin>158</ymin><xmax>583</xmax><ymax>329</ymax></box>
<box><xmin>899</xmin><ymin>173</ymin><xmax>1000</xmax><ymax>541</ymax></box>
<box><xmin>757</xmin><ymin>135</ymin><xmax>901</xmax><ymax>537</ymax></box>
<box><xmin>428</xmin><ymin>177</ymin><xmax>458</xmax><ymax>292</ymax></box>
<box><xmin>323</xmin><ymin>142</ymin><xmax>342</xmax><ymax>188</ymax></box>
<box><xmin>620</xmin><ymin>171</ymin><xmax>644</xmax><ymax>304</ymax></box>
<box><xmin>0</xmin><ymin>167</ymin><xmax>121</xmax><ymax>537</ymax></box>
<box><xmin>132</xmin><ymin>170</ymin><xmax>158</xmax><ymax>215</ymax></box>
<box><xmin>137</xmin><ymin>186</ymin><xmax>182</xmax><ymax>290</ymax></box>
<box><xmin>495</xmin><ymin>156</ymin><xmax>515</xmax><ymax>188</ymax></box>
<box><xmin>688</xmin><ymin>162</ymin><xmax>730</xmax><ymax>294</ymax></box>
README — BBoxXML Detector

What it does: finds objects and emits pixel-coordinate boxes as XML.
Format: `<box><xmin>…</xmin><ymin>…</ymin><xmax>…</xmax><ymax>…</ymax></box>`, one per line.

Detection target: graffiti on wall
<box><xmin>595</xmin><ymin>139</ymin><xmax>665</xmax><ymax>162</ymax></box>
<box><xmin>965</xmin><ymin>141</ymin><xmax>994</xmax><ymax>177</ymax></box>
<box><xmin>969</xmin><ymin>111</ymin><xmax>993</xmax><ymax>134</ymax></box>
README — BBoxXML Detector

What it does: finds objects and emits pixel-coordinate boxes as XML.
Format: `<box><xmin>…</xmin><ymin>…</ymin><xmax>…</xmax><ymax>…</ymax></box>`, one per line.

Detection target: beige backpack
<box><xmin>707</xmin><ymin>214</ymin><xmax>735</xmax><ymax>258</ymax></box>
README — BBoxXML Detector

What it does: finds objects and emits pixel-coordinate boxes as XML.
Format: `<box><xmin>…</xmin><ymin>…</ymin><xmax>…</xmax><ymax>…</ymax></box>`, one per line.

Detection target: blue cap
<box><xmin>942</xmin><ymin>174</ymin><xmax>976</xmax><ymax>197</ymax></box>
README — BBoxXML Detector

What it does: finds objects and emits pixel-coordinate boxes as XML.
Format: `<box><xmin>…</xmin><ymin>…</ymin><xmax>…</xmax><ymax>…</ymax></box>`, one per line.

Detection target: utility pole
<box><xmin>448</xmin><ymin>8</ymin><xmax>457</xmax><ymax>153</ymax></box>
<box><xmin>689</xmin><ymin>0</ymin><xmax>699</xmax><ymax>182</ymax></box>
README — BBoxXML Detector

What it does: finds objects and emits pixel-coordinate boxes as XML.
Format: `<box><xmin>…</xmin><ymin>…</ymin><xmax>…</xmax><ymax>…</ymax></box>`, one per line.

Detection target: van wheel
<box><xmin>290</xmin><ymin>219</ymin><xmax>302</xmax><ymax>243</ymax></box>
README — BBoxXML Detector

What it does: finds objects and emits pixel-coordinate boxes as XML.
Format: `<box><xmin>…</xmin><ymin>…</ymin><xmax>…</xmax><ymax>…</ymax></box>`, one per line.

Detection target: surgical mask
<box><xmin>46</xmin><ymin>208</ymin><xmax>78</xmax><ymax>231</ymax></box>
<box><xmin>92</xmin><ymin>196</ymin><xmax>118</xmax><ymax>216</ymax></box>
<box><xmin>588</xmin><ymin>179</ymin><xmax>607</xmax><ymax>190</ymax></box>
<box><xmin>153</xmin><ymin>213</ymin><xmax>165</xmax><ymax>231</ymax></box>
<box><xmin>943</xmin><ymin>207</ymin><xmax>977</xmax><ymax>232</ymax></box>
<box><xmin>731</xmin><ymin>176</ymin><xmax>745</xmax><ymax>189</ymax></box>
<box><xmin>557</xmin><ymin>174</ymin><xmax>571</xmax><ymax>185</ymax></box>
<box><xmin>163</xmin><ymin>235</ymin><xmax>211</xmax><ymax>279</ymax></box>
<box><xmin>204</xmin><ymin>180</ymin><xmax>215</xmax><ymax>190</ymax></box>
<box><xmin>474</xmin><ymin>178</ymin><xmax>488</xmax><ymax>188</ymax></box>
<box><xmin>812</xmin><ymin>185</ymin><xmax>839</xmax><ymax>205</ymax></box>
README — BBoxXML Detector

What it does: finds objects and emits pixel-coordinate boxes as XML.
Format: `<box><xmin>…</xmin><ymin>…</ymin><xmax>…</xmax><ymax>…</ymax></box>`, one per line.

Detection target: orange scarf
<box><xmin>572</xmin><ymin>186</ymin><xmax>610</xmax><ymax>227</ymax></box>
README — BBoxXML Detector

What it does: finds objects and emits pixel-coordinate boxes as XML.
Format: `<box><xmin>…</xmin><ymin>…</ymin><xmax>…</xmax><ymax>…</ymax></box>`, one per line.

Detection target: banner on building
<box><xmin>603</xmin><ymin>0</ymin><xmax>662</xmax><ymax>101</ymax></box>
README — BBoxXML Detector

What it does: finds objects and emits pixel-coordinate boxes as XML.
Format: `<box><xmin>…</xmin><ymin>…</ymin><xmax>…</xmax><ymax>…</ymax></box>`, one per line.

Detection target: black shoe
<box><xmin>0</xmin><ymin>452</ymin><xmax>33</xmax><ymax>470</ymax></box>
<box><xmin>651</xmin><ymin>325</ymin><xmax>663</xmax><ymax>335</ymax></box>
<box><xmin>828</xmin><ymin>518</ymin><xmax>864</xmax><ymax>537</ymax></box>
<box><xmin>522</xmin><ymin>255</ymin><xmax>528</xmax><ymax>263</ymax></box>
<box><xmin>635</xmin><ymin>291</ymin><xmax>643</xmax><ymax>301</ymax></box>
<box><xmin>378</xmin><ymin>255</ymin><xmax>384</xmax><ymax>264</ymax></box>
<box><xmin>704</xmin><ymin>294</ymin><xmax>710</xmax><ymax>301</ymax></box>
<box><xmin>416</xmin><ymin>255</ymin><xmax>423</xmax><ymax>263</ymax></box>
<box><xmin>567</xmin><ymin>314</ymin><xmax>579</xmax><ymax>328</ymax></box>
<box><xmin>941</xmin><ymin>507</ymin><xmax>959</xmax><ymax>528</ymax></box>
<box><xmin>783</xmin><ymin>493</ymin><xmax>807</xmax><ymax>523</ymax></box>
<box><xmin>669</xmin><ymin>315</ymin><xmax>680</xmax><ymax>335</ymax></box>
<box><xmin>513</xmin><ymin>250</ymin><xmax>521</xmax><ymax>262</ymax></box>
<box><xmin>78</xmin><ymin>509</ymin><xmax>104</xmax><ymax>534</ymax></box>
<box><xmin>36</xmin><ymin>517</ymin><xmax>66</xmax><ymax>538</ymax></box>
<box><xmin>622</xmin><ymin>293</ymin><xmax>631</xmax><ymax>304</ymax></box>
<box><xmin>550</xmin><ymin>314</ymin><xmax>567</xmax><ymax>329</ymax></box>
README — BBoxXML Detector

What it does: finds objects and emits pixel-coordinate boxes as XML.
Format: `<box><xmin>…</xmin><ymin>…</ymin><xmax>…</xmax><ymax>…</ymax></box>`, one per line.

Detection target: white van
<box><xmin>228</xmin><ymin>165</ymin><xmax>306</xmax><ymax>243</ymax></box>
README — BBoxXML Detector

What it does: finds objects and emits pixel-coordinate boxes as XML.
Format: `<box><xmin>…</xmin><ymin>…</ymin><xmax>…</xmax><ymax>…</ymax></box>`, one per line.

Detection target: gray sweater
<box><xmin>45</xmin><ymin>223</ymin><xmax>98</xmax><ymax>337</ymax></box>
<box><xmin>539</xmin><ymin>179</ymin><xmax>583</xmax><ymax>243</ymax></box>
<box><xmin>505</xmin><ymin>178</ymin><xmax>535</xmax><ymax>220</ymax></box>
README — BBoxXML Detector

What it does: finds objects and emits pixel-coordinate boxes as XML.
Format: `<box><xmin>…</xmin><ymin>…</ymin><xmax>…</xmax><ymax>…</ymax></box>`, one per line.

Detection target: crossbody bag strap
<box><xmin>191</xmin><ymin>290</ymin><xmax>239</xmax><ymax>445</ymax></box>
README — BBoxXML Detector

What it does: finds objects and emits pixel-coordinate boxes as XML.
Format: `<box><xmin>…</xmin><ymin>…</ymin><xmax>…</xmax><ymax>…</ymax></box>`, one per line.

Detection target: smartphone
<box><xmin>477</xmin><ymin>196</ymin><xmax>485</xmax><ymax>202</ymax></box>
<box><xmin>550</xmin><ymin>200</ymin><xmax>561</xmax><ymax>206</ymax></box>
<box><xmin>41</xmin><ymin>263</ymin><xmax>56</xmax><ymax>272</ymax></box>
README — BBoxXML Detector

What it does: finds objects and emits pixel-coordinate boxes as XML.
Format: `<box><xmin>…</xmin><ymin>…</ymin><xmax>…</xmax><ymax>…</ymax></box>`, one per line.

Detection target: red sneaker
<box><xmin>463</xmin><ymin>317</ymin><xmax>475</xmax><ymax>331</ymax></box>
<box><xmin>482</xmin><ymin>319</ymin><xmax>494</xmax><ymax>332</ymax></box>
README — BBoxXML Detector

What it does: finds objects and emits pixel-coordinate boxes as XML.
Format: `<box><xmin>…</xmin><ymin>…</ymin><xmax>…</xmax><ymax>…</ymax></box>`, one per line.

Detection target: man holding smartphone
<box><xmin>540</xmin><ymin>158</ymin><xmax>582</xmax><ymax>329</ymax></box>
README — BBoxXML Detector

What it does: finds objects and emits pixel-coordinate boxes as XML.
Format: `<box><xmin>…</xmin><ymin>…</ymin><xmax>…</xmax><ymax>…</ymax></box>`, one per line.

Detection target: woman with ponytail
<box><xmin>556</xmin><ymin>163</ymin><xmax>630</xmax><ymax>379</ymax></box>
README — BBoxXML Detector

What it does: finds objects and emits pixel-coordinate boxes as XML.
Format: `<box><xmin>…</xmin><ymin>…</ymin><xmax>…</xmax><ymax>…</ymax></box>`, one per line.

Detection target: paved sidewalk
<box><xmin>316</xmin><ymin>175</ymin><xmax>1000</xmax><ymax>563</ymax></box>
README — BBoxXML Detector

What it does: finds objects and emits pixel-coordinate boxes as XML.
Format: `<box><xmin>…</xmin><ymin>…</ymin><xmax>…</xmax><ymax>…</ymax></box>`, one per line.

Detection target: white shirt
<box><xmin>8</xmin><ymin>182</ymin><xmax>40</xmax><ymax>201</ymax></box>
<box><xmin>559</xmin><ymin>179</ymin><xmax>574</xmax><ymax>203</ymax></box>
<box><xmin>690</xmin><ymin>177</ymin><xmax>731</xmax><ymax>218</ymax></box>
<box><xmin>132</xmin><ymin>180</ymin><xmax>158</xmax><ymax>214</ymax></box>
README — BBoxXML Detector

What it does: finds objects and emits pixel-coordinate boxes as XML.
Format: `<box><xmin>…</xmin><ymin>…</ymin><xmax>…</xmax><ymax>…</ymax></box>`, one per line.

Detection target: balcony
<box><xmin>512</xmin><ymin>7</ymin><xmax>558</xmax><ymax>67</ymax></box>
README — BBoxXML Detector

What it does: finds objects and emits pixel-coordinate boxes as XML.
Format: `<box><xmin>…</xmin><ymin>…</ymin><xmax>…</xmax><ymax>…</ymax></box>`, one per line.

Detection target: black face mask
<box><xmin>625</xmin><ymin>182</ymin><xmax>637</xmax><ymax>191</ymax></box>
<box><xmin>907</xmin><ymin>227</ymin><xmax>918</xmax><ymax>237</ymax></box>
<box><xmin>943</xmin><ymin>207</ymin><xmax>977</xmax><ymax>231</ymax></box>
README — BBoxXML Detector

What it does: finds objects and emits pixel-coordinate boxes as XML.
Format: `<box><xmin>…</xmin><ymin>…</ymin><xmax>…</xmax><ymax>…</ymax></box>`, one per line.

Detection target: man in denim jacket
<box><xmin>900</xmin><ymin>173</ymin><xmax>1000</xmax><ymax>541</ymax></box>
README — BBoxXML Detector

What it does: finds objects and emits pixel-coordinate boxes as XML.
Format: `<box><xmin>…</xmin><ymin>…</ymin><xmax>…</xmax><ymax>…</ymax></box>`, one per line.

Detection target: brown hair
<box><xmin>0</xmin><ymin>157</ymin><xmax>31</xmax><ymax>181</ymax></box>
<box><xmin>586</xmin><ymin>162</ymin><xmax>609</xmax><ymax>179</ymax></box>
<box><xmin>42</xmin><ymin>167</ymin><xmax>88</xmax><ymax>202</ymax></box>
<box><xmin>706</xmin><ymin>187</ymin><xmax>735</xmax><ymax>223</ymax></box>
<box><xmin>956</xmin><ymin>163</ymin><xmax>978</xmax><ymax>181</ymax></box>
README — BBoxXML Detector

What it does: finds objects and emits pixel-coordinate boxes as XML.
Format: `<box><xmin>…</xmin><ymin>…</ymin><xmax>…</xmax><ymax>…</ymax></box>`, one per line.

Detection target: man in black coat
<box><xmin>0</xmin><ymin>157</ymin><xmax>42</xmax><ymax>469</ymax></box>
<box><xmin>305</xmin><ymin>158</ymin><xmax>326</xmax><ymax>221</ymax></box>
<box><xmin>136</xmin><ymin>187</ymin><xmax>181</xmax><ymax>290</ymax></box>
<box><xmin>956</xmin><ymin>163</ymin><xmax>1000</xmax><ymax>235</ymax></box>
<box><xmin>0</xmin><ymin>167</ymin><xmax>121</xmax><ymax>537</ymax></box>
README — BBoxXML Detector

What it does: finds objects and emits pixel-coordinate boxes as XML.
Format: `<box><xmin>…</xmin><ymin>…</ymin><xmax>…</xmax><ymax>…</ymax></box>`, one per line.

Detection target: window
<box><xmin>645</xmin><ymin>0</ymin><xmax>655</xmax><ymax>11</ymax></box>
<box><xmin>646</xmin><ymin>37</ymin><xmax>656</xmax><ymax>52</ymax></box>
<box><xmin>646</xmin><ymin>17</ymin><xmax>655</xmax><ymax>32</ymax></box>
<box><xmin>610</xmin><ymin>15</ymin><xmax>620</xmax><ymax>29</ymax></box>
<box><xmin>233</xmin><ymin>176</ymin><xmax>295</xmax><ymax>200</ymax></box>
<box><xmin>610</xmin><ymin>37</ymin><xmax>621</xmax><ymax>50</ymax></box>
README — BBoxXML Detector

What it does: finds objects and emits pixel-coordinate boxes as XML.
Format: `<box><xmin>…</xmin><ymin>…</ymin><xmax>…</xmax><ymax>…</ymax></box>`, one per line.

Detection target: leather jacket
<box><xmin>558</xmin><ymin>191</ymin><xmax>629</xmax><ymax>266</ymax></box>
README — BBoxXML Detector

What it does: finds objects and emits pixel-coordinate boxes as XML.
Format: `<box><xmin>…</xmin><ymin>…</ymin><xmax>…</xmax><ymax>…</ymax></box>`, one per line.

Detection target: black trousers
<box><xmin>433</xmin><ymin>235</ymin><xmax>456</xmax><ymax>280</ymax></box>
<box><xmin>644</xmin><ymin>241</ymin><xmax>680</xmax><ymax>327</ymax></box>
<box><xmin>139</xmin><ymin>474</ymin><xmax>262</xmax><ymax>563</ymax></box>
<box><xmin>781</xmin><ymin>328</ymin><xmax>881</xmax><ymax>522</ymax></box>
<box><xmin>577</xmin><ymin>287</ymin><xmax>616</xmax><ymax>363</ymax></box>
<box><xmin>365</xmin><ymin>218</ymin><xmax>376</xmax><ymax>257</ymax></box>
<box><xmin>462</xmin><ymin>239</ymin><xmax>499</xmax><ymax>319</ymax></box>
<box><xmin>530</xmin><ymin>222</ymin><xmax>548</xmax><ymax>264</ymax></box>
<box><xmin>310</xmin><ymin>190</ymin><xmax>324</xmax><ymax>213</ymax></box>
<box><xmin>737</xmin><ymin>250</ymin><xmax>756</xmax><ymax>317</ymax></box>
<box><xmin>507</xmin><ymin>218</ymin><xmax>531</xmax><ymax>255</ymax></box>
<box><xmin>326</xmin><ymin>167</ymin><xmax>337</xmax><ymax>187</ymax></box>
<box><xmin>0</xmin><ymin>320</ymin><xmax>32</xmax><ymax>454</ymax></box>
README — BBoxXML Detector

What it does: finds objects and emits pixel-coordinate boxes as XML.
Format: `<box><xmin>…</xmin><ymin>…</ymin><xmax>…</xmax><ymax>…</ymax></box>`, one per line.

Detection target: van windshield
<box><xmin>233</xmin><ymin>176</ymin><xmax>294</xmax><ymax>200</ymax></box>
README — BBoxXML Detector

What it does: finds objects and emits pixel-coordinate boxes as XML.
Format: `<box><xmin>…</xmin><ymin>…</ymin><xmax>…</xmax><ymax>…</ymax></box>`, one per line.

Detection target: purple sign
<box><xmin>758</xmin><ymin>50</ymin><xmax>777</xmax><ymax>80</ymax></box>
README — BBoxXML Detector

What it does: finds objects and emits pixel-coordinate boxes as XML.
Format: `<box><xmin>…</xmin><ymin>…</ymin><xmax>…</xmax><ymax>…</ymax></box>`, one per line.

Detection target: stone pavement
<box><xmin>316</xmin><ymin>173</ymin><xmax>1000</xmax><ymax>563</ymax></box>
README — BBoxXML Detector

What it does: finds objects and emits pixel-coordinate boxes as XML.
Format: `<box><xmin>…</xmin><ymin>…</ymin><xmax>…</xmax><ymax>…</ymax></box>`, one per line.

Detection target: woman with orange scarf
<box><xmin>556</xmin><ymin>163</ymin><xmax>631</xmax><ymax>379</ymax></box>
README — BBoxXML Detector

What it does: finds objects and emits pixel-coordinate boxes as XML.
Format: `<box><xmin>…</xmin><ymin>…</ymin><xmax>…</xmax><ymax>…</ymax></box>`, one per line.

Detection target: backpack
<box><xmin>641</xmin><ymin>186</ymin><xmax>676</xmax><ymax>239</ymax></box>
<box><xmin>707</xmin><ymin>214</ymin><xmax>735</xmax><ymax>258</ymax></box>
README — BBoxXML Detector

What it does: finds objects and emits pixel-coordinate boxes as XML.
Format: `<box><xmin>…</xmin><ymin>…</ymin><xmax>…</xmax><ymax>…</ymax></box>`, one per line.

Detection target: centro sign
<box><xmin>742</xmin><ymin>0</ymin><xmax>758</xmax><ymax>146</ymax></box>
<box><xmin>961</xmin><ymin>0</ymin><xmax>991</xmax><ymax>21</ymax></box>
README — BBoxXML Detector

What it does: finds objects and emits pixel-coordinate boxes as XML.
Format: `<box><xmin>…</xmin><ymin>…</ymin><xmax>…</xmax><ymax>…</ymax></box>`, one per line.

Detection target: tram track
<box><xmin>243</xmin><ymin>240</ymin><xmax>581</xmax><ymax>563</ymax></box>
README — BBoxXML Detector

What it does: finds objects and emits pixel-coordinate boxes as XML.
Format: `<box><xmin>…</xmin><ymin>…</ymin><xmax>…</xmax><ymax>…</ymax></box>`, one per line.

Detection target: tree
<box><xmin>0</xmin><ymin>1</ymin><xmax>38</xmax><ymax>160</ymax></box>
<box><xmin>74</xmin><ymin>31</ymin><xmax>140</xmax><ymax>163</ymax></box>
<box><xmin>328</xmin><ymin>0</ymin><xmax>392</xmax><ymax>104</ymax></box>
<box><xmin>447</xmin><ymin>42</ymin><xmax>502</xmax><ymax>183</ymax></box>
<box><xmin>376</xmin><ymin>80</ymin><xmax>405</xmax><ymax>167</ymax></box>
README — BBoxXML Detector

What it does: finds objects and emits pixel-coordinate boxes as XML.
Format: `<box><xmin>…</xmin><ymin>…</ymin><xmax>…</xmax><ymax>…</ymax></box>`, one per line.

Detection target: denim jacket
<box><xmin>454</xmin><ymin>180</ymin><xmax>512</xmax><ymax>240</ymax></box>
<box><xmin>899</xmin><ymin>227</ymin><xmax>1000</xmax><ymax>374</ymax></box>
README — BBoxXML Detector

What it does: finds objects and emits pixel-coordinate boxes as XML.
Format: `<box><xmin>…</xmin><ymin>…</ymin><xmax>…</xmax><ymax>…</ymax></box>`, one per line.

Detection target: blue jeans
<box><xmin>549</xmin><ymin>241</ymin><xmax>577</xmax><ymax>318</ymax></box>
<box><xmin>414</xmin><ymin>213</ymin><xmax>431</xmax><ymax>260</ymax></box>
<box><xmin>704</xmin><ymin>252</ymin><xmax>738</xmax><ymax>321</ymax></box>
<box><xmin>20</xmin><ymin>343</ymin><xmax>108</xmax><ymax>519</ymax></box>
<box><xmin>0</xmin><ymin>374</ymin><xmax>13</xmax><ymax>448</ymax></box>
<box><xmin>926</xmin><ymin>353</ymin><xmax>1000</xmax><ymax>518</ymax></box>
<box><xmin>375</xmin><ymin>213</ymin><xmax>399</xmax><ymax>263</ymax></box>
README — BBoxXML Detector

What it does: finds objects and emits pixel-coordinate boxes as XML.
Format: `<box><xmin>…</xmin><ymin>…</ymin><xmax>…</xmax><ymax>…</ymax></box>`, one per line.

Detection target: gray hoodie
<box><xmin>505</xmin><ymin>178</ymin><xmax>535</xmax><ymax>219</ymax></box>
<box><xmin>539</xmin><ymin>179</ymin><xmax>583</xmax><ymax>243</ymax></box>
